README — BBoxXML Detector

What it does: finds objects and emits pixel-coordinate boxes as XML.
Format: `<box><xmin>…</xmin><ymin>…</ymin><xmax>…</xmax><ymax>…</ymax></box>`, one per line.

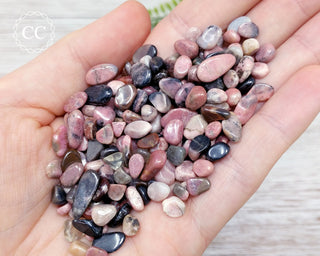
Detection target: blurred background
<box><xmin>0</xmin><ymin>0</ymin><xmax>319</xmax><ymax>255</ymax></box>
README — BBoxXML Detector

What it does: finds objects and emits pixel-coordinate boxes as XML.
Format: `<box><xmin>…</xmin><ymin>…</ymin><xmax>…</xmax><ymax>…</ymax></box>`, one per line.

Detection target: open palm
<box><xmin>1</xmin><ymin>1</ymin><xmax>320</xmax><ymax>255</ymax></box>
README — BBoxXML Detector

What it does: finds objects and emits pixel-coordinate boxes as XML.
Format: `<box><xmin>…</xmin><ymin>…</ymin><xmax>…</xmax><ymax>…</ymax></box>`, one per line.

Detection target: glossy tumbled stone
<box><xmin>132</xmin><ymin>44</ymin><xmax>157</xmax><ymax>63</ymax></box>
<box><xmin>201</xmin><ymin>105</ymin><xmax>231</xmax><ymax>123</ymax></box>
<box><xmin>136</xmin><ymin>185</ymin><xmax>150</xmax><ymax>205</ymax></box>
<box><xmin>86</xmin><ymin>246</ymin><xmax>109</xmax><ymax>256</ymax></box>
<box><xmin>69</xmin><ymin>240</ymin><xmax>89</xmax><ymax>256</ymax></box>
<box><xmin>186</xmin><ymin>178</ymin><xmax>211</xmax><ymax>196</ymax></box>
<box><xmin>86</xmin><ymin>140</ymin><xmax>104</xmax><ymax>162</ymax></box>
<box><xmin>189</xmin><ymin>135</ymin><xmax>211</xmax><ymax>154</ymax></box>
<box><xmin>103</xmin><ymin>152</ymin><xmax>123</xmax><ymax>170</ymax></box>
<box><xmin>52</xmin><ymin>125</ymin><xmax>68</xmax><ymax>157</ymax></box>
<box><xmin>131</xmin><ymin>62</ymin><xmax>152</xmax><ymax>88</ymax></box>
<box><xmin>108</xmin><ymin>184</ymin><xmax>127</xmax><ymax>201</ymax></box>
<box><xmin>125</xmin><ymin>186</ymin><xmax>144</xmax><ymax>211</ymax></box>
<box><xmin>114</xmin><ymin>84</ymin><xmax>137</xmax><ymax>110</ymax></box>
<box><xmin>86</xmin><ymin>63</ymin><xmax>118</xmax><ymax>85</ymax></box>
<box><xmin>149</xmin><ymin>91</ymin><xmax>172</xmax><ymax>113</ymax></box>
<box><xmin>167</xmin><ymin>145</ymin><xmax>186</xmax><ymax>166</ymax></box>
<box><xmin>85</xmin><ymin>85</ymin><xmax>113</xmax><ymax>106</ymax></box>
<box><xmin>60</xmin><ymin>162</ymin><xmax>84</xmax><ymax>187</ymax></box>
<box><xmin>185</xmin><ymin>86</ymin><xmax>207</xmax><ymax>111</ymax></box>
<box><xmin>72</xmin><ymin>219</ymin><xmax>103</xmax><ymax>238</ymax></box>
<box><xmin>147</xmin><ymin>181</ymin><xmax>171</xmax><ymax>202</ymax></box>
<box><xmin>162</xmin><ymin>196</ymin><xmax>186</xmax><ymax>217</ymax></box>
<box><xmin>122</xmin><ymin>214</ymin><xmax>140</xmax><ymax>236</ymax></box>
<box><xmin>72</xmin><ymin>170</ymin><xmax>100</xmax><ymax>219</ymax></box>
<box><xmin>93</xmin><ymin>232</ymin><xmax>126</xmax><ymax>253</ymax></box>
<box><xmin>51</xmin><ymin>184</ymin><xmax>67</xmax><ymax>205</ymax></box>
<box><xmin>159</xmin><ymin>77</ymin><xmax>182</xmax><ymax>99</ymax></box>
<box><xmin>163</xmin><ymin>119</ymin><xmax>184</xmax><ymax>145</ymax></box>
<box><xmin>67</xmin><ymin>110</ymin><xmax>84</xmax><ymax>149</ymax></box>
<box><xmin>197</xmin><ymin>25</ymin><xmax>222</xmax><ymax>50</ymax></box>
<box><xmin>140</xmin><ymin>150</ymin><xmax>167</xmax><ymax>181</ymax></box>
<box><xmin>137</xmin><ymin>133</ymin><xmax>159</xmax><ymax>149</ymax></box>
<box><xmin>108</xmin><ymin>202</ymin><xmax>132</xmax><ymax>227</ymax></box>
<box><xmin>124</xmin><ymin>120</ymin><xmax>152</xmax><ymax>139</ymax></box>
<box><xmin>113</xmin><ymin>168</ymin><xmax>132</xmax><ymax>185</ymax></box>
<box><xmin>132</xmin><ymin>89</ymin><xmax>148</xmax><ymax>113</ymax></box>
<box><xmin>222</xmin><ymin>113</ymin><xmax>242</xmax><ymax>142</ymax></box>
<box><xmin>206</xmin><ymin>142</ymin><xmax>230</xmax><ymax>161</ymax></box>
<box><xmin>91</xmin><ymin>204</ymin><xmax>117</xmax><ymax>227</ymax></box>
<box><xmin>64</xmin><ymin>219</ymin><xmax>85</xmax><ymax>243</ymax></box>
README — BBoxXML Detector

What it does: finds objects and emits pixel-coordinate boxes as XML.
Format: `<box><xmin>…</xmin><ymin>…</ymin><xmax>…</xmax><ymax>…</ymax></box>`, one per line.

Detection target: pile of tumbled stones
<box><xmin>46</xmin><ymin>16</ymin><xmax>276</xmax><ymax>255</ymax></box>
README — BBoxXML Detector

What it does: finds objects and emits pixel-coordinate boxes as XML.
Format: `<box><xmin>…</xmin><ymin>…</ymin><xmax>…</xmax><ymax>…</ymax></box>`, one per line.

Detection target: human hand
<box><xmin>0</xmin><ymin>0</ymin><xmax>319</xmax><ymax>255</ymax></box>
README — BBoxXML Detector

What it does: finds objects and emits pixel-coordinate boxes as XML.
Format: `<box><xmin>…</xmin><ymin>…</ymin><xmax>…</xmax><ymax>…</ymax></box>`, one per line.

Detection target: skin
<box><xmin>0</xmin><ymin>0</ymin><xmax>320</xmax><ymax>255</ymax></box>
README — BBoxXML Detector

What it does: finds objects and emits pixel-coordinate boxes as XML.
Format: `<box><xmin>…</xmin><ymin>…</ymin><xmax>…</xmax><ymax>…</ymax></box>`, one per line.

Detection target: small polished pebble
<box><xmin>69</xmin><ymin>240</ymin><xmax>90</xmax><ymax>256</ymax></box>
<box><xmin>140</xmin><ymin>55</ymin><xmax>152</xmax><ymax>67</ymax></box>
<box><xmin>185</xmin><ymin>86</ymin><xmax>207</xmax><ymax>111</ymax></box>
<box><xmin>92</xmin><ymin>177</ymin><xmax>109</xmax><ymax>202</ymax></box>
<box><xmin>236</xmin><ymin>56</ymin><xmax>255</xmax><ymax>83</ymax></box>
<box><xmin>136</xmin><ymin>185</ymin><xmax>151</xmax><ymax>205</ymax></box>
<box><xmin>236</xmin><ymin>75</ymin><xmax>256</xmax><ymax>95</ymax></box>
<box><xmin>64</xmin><ymin>91</ymin><xmax>88</xmax><ymax>113</ymax></box>
<box><xmin>86</xmin><ymin>63</ymin><xmax>118</xmax><ymax>85</ymax></box>
<box><xmin>238</xmin><ymin>22</ymin><xmax>259</xmax><ymax>38</ymax></box>
<box><xmin>113</xmin><ymin>168</ymin><xmax>132</xmax><ymax>185</ymax></box>
<box><xmin>172</xmin><ymin>183</ymin><xmax>189</xmax><ymax>201</ymax></box>
<box><xmin>201</xmin><ymin>105</ymin><xmax>230</xmax><ymax>123</ymax></box>
<box><xmin>86</xmin><ymin>246</ymin><xmax>109</xmax><ymax>256</ymax></box>
<box><xmin>189</xmin><ymin>135</ymin><xmax>211</xmax><ymax>155</ymax></box>
<box><xmin>197</xmin><ymin>54</ymin><xmax>236</xmax><ymax>83</ymax></box>
<box><xmin>227</xmin><ymin>43</ymin><xmax>243</xmax><ymax>62</ymax></box>
<box><xmin>150</xmin><ymin>56</ymin><xmax>165</xmax><ymax>74</ymax></box>
<box><xmin>107</xmin><ymin>80</ymin><xmax>125</xmax><ymax>95</ymax></box>
<box><xmin>132</xmin><ymin>89</ymin><xmax>148</xmax><ymax>113</ymax></box>
<box><xmin>140</xmin><ymin>150</ymin><xmax>167</xmax><ymax>181</ymax></box>
<box><xmin>222</xmin><ymin>113</ymin><xmax>242</xmax><ymax>142</ymax></box>
<box><xmin>251</xmin><ymin>62</ymin><xmax>270</xmax><ymax>79</ymax></box>
<box><xmin>72</xmin><ymin>170</ymin><xmax>100</xmax><ymax>219</ymax></box>
<box><xmin>186</xmin><ymin>178</ymin><xmax>211</xmax><ymax>196</ymax></box>
<box><xmin>226</xmin><ymin>88</ymin><xmax>242</xmax><ymax>106</ymax></box>
<box><xmin>114</xmin><ymin>84</ymin><xmax>137</xmax><ymax>111</ymax></box>
<box><xmin>132</xmin><ymin>44</ymin><xmax>157</xmax><ymax>63</ymax></box>
<box><xmin>175</xmin><ymin>160</ymin><xmax>196</xmax><ymax>181</ymax></box>
<box><xmin>124</xmin><ymin>120</ymin><xmax>152</xmax><ymax>139</ymax></box>
<box><xmin>137</xmin><ymin>133</ymin><xmax>159</xmax><ymax>149</ymax></box>
<box><xmin>46</xmin><ymin>159</ymin><xmax>62</xmax><ymax>178</ymax></box>
<box><xmin>197</xmin><ymin>25</ymin><xmax>222</xmax><ymax>50</ymax></box>
<box><xmin>122</xmin><ymin>214</ymin><xmax>140</xmax><ymax>236</ymax></box>
<box><xmin>91</xmin><ymin>204</ymin><xmax>117</xmax><ymax>226</ymax></box>
<box><xmin>51</xmin><ymin>184</ymin><xmax>67</xmax><ymax>205</ymax></box>
<box><xmin>141</xmin><ymin>104</ymin><xmax>158</xmax><ymax>122</ymax></box>
<box><xmin>67</xmin><ymin>110</ymin><xmax>85</xmax><ymax>149</ymax></box>
<box><xmin>128</xmin><ymin>153</ymin><xmax>145</xmax><ymax>179</ymax></box>
<box><xmin>193</xmin><ymin>159</ymin><xmax>214</xmax><ymax>177</ymax></box>
<box><xmin>248</xmin><ymin>83</ymin><xmax>274</xmax><ymax>101</ymax></box>
<box><xmin>85</xmin><ymin>85</ymin><xmax>113</xmax><ymax>106</ymax></box>
<box><xmin>163</xmin><ymin>119</ymin><xmax>184</xmax><ymax>145</ymax></box>
<box><xmin>96</xmin><ymin>124</ymin><xmax>114</xmax><ymax>145</ymax></box>
<box><xmin>86</xmin><ymin>140</ymin><xmax>104</xmax><ymax>162</ymax></box>
<box><xmin>151</xmin><ymin>114</ymin><xmax>162</xmax><ymax>134</ymax></box>
<box><xmin>206</xmin><ymin>142</ymin><xmax>230</xmax><ymax>161</ymax></box>
<box><xmin>167</xmin><ymin>145</ymin><xmax>186</xmax><ymax>166</ymax></box>
<box><xmin>255</xmin><ymin>43</ymin><xmax>276</xmax><ymax>63</ymax></box>
<box><xmin>122</xmin><ymin>110</ymin><xmax>142</xmax><ymax>123</ymax></box>
<box><xmin>205</xmin><ymin>121</ymin><xmax>222</xmax><ymax>140</ymax></box>
<box><xmin>147</xmin><ymin>181</ymin><xmax>170</xmax><ymax>202</ymax></box>
<box><xmin>108</xmin><ymin>202</ymin><xmax>132</xmax><ymax>227</ymax></box>
<box><xmin>131</xmin><ymin>62</ymin><xmax>152</xmax><ymax>88</ymax></box>
<box><xmin>161</xmin><ymin>108</ymin><xmax>197</xmax><ymax>128</ymax></box>
<box><xmin>149</xmin><ymin>91</ymin><xmax>172</xmax><ymax>113</ymax></box>
<box><xmin>92</xmin><ymin>232</ymin><xmax>126</xmax><ymax>253</ymax></box>
<box><xmin>223</xmin><ymin>30</ymin><xmax>241</xmax><ymax>44</ymax></box>
<box><xmin>125</xmin><ymin>186</ymin><xmax>144</xmax><ymax>211</ymax></box>
<box><xmin>174</xmin><ymin>39</ymin><xmax>199</xmax><ymax>59</ymax></box>
<box><xmin>242</xmin><ymin>38</ymin><xmax>260</xmax><ymax>56</ymax></box>
<box><xmin>204</xmin><ymin>77</ymin><xmax>225</xmax><ymax>91</ymax></box>
<box><xmin>227</xmin><ymin>16</ymin><xmax>251</xmax><ymax>31</ymax></box>
<box><xmin>207</xmin><ymin>88</ymin><xmax>228</xmax><ymax>104</ymax></box>
<box><xmin>52</xmin><ymin>125</ymin><xmax>68</xmax><ymax>157</ymax></box>
<box><xmin>173</xmin><ymin>55</ymin><xmax>192</xmax><ymax>79</ymax></box>
<box><xmin>93</xmin><ymin>107</ymin><xmax>115</xmax><ymax>126</ymax></box>
<box><xmin>84</xmin><ymin>118</ymin><xmax>96</xmax><ymax>140</ymax></box>
<box><xmin>72</xmin><ymin>219</ymin><xmax>103</xmax><ymax>238</ymax></box>
<box><xmin>162</xmin><ymin>196</ymin><xmax>186</xmax><ymax>217</ymax></box>
<box><xmin>234</xmin><ymin>94</ymin><xmax>258</xmax><ymax>124</ymax></box>
<box><xmin>159</xmin><ymin>77</ymin><xmax>182</xmax><ymax>99</ymax></box>
<box><xmin>184</xmin><ymin>114</ymin><xmax>208</xmax><ymax>140</ymax></box>
<box><xmin>108</xmin><ymin>184</ymin><xmax>127</xmax><ymax>201</ymax></box>
<box><xmin>223</xmin><ymin>70</ymin><xmax>239</xmax><ymax>89</ymax></box>
<box><xmin>64</xmin><ymin>219</ymin><xmax>85</xmax><ymax>243</ymax></box>
<box><xmin>60</xmin><ymin>162</ymin><xmax>84</xmax><ymax>187</ymax></box>
<box><xmin>154</xmin><ymin>159</ymin><xmax>176</xmax><ymax>185</ymax></box>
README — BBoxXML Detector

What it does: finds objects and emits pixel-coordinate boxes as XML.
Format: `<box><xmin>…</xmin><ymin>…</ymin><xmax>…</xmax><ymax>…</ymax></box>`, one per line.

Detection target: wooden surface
<box><xmin>0</xmin><ymin>1</ymin><xmax>319</xmax><ymax>255</ymax></box>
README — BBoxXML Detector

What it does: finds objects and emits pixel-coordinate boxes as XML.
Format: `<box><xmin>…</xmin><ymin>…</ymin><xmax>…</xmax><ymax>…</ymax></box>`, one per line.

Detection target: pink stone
<box><xmin>107</xmin><ymin>80</ymin><xmax>125</xmax><ymax>95</ymax></box>
<box><xmin>147</xmin><ymin>181</ymin><xmax>170</xmax><ymax>202</ymax></box>
<box><xmin>95</xmin><ymin>124</ymin><xmax>114</xmax><ymax>145</ymax></box>
<box><xmin>154</xmin><ymin>160</ymin><xmax>176</xmax><ymax>185</ymax></box>
<box><xmin>238</xmin><ymin>22</ymin><xmax>259</xmax><ymax>38</ymax></box>
<box><xmin>184</xmin><ymin>114</ymin><xmax>208</xmax><ymax>140</ymax></box>
<box><xmin>140</xmin><ymin>150</ymin><xmax>167</xmax><ymax>181</ymax></box>
<box><xmin>57</xmin><ymin>203</ymin><xmax>71</xmax><ymax>216</ymax></box>
<box><xmin>207</xmin><ymin>88</ymin><xmax>228</xmax><ymax>104</ymax></box>
<box><xmin>52</xmin><ymin>125</ymin><xmax>68</xmax><ymax>157</ymax></box>
<box><xmin>188</xmin><ymin>148</ymin><xmax>200</xmax><ymax>161</ymax></box>
<box><xmin>141</xmin><ymin>105</ymin><xmax>158</xmax><ymax>122</ymax></box>
<box><xmin>108</xmin><ymin>184</ymin><xmax>127</xmax><ymax>201</ymax></box>
<box><xmin>77</xmin><ymin>136</ymin><xmax>88</xmax><ymax>151</ymax></box>
<box><xmin>84</xmin><ymin>117</ymin><xmax>96</xmax><ymax>140</ymax></box>
<box><xmin>193</xmin><ymin>159</ymin><xmax>214</xmax><ymax>177</ymax></box>
<box><xmin>223</xmin><ymin>30</ymin><xmax>241</xmax><ymax>44</ymax></box>
<box><xmin>60</xmin><ymin>162</ymin><xmax>84</xmax><ymax>187</ymax></box>
<box><xmin>251</xmin><ymin>62</ymin><xmax>270</xmax><ymax>79</ymax></box>
<box><xmin>64</xmin><ymin>91</ymin><xmax>88</xmax><ymax>113</ymax></box>
<box><xmin>126</xmin><ymin>186</ymin><xmax>144</xmax><ymax>211</ymax></box>
<box><xmin>222</xmin><ymin>112</ymin><xmax>242</xmax><ymax>142</ymax></box>
<box><xmin>223</xmin><ymin>69</ymin><xmax>239</xmax><ymax>89</ymax></box>
<box><xmin>93</xmin><ymin>106</ymin><xmax>115</xmax><ymax>126</ymax></box>
<box><xmin>197</xmin><ymin>54</ymin><xmax>236</xmax><ymax>82</ymax></box>
<box><xmin>67</xmin><ymin>110</ymin><xmax>84</xmax><ymax>149</ymax></box>
<box><xmin>86</xmin><ymin>246</ymin><xmax>109</xmax><ymax>256</ymax></box>
<box><xmin>124</xmin><ymin>120</ymin><xmax>152</xmax><ymax>139</ymax></box>
<box><xmin>46</xmin><ymin>159</ymin><xmax>62</xmax><ymax>178</ymax></box>
<box><xmin>159</xmin><ymin>77</ymin><xmax>182</xmax><ymax>99</ymax></box>
<box><xmin>163</xmin><ymin>119</ymin><xmax>184</xmax><ymax>145</ymax></box>
<box><xmin>183</xmin><ymin>140</ymin><xmax>191</xmax><ymax>155</ymax></box>
<box><xmin>173</xmin><ymin>55</ymin><xmax>192</xmax><ymax>79</ymax></box>
<box><xmin>129</xmin><ymin>154</ymin><xmax>145</xmax><ymax>179</ymax></box>
<box><xmin>99</xmin><ymin>164</ymin><xmax>113</xmax><ymax>177</ymax></box>
<box><xmin>116</xmin><ymin>135</ymin><xmax>131</xmax><ymax>154</ymax></box>
<box><xmin>151</xmin><ymin>114</ymin><xmax>162</xmax><ymax>134</ymax></box>
<box><xmin>175</xmin><ymin>82</ymin><xmax>195</xmax><ymax>106</ymax></box>
<box><xmin>205</xmin><ymin>121</ymin><xmax>222</xmax><ymax>140</ymax></box>
<box><xmin>86</xmin><ymin>63</ymin><xmax>118</xmax><ymax>85</ymax></box>
<box><xmin>162</xmin><ymin>196</ymin><xmax>185</xmax><ymax>217</ymax></box>
<box><xmin>185</xmin><ymin>86</ymin><xmax>207</xmax><ymax>111</ymax></box>
<box><xmin>160</xmin><ymin>108</ymin><xmax>197</xmax><ymax>128</ymax></box>
<box><xmin>187</xmin><ymin>65</ymin><xmax>200</xmax><ymax>82</ymax></box>
<box><xmin>186</xmin><ymin>178</ymin><xmax>211</xmax><ymax>196</ymax></box>
<box><xmin>122</xmin><ymin>110</ymin><xmax>142</xmax><ymax>123</ymax></box>
<box><xmin>255</xmin><ymin>43</ymin><xmax>276</xmax><ymax>63</ymax></box>
<box><xmin>175</xmin><ymin>161</ymin><xmax>196</xmax><ymax>181</ymax></box>
<box><xmin>235</xmin><ymin>56</ymin><xmax>255</xmax><ymax>83</ymax></box>
<box><xmin>112</xmin><ymin>121</ymin><xmax>126</xmax><ymax>137</ymax></box>
<box><xmin>226</xmin><ymin>88</ymin><xmax>242</xmax><ymax>107</ymax></box>
<box><xmin>248</xmin><ymin>83</ymin><xmax>274</xmax><ymax>101</ymax></box>
<box><xmin>234</xmin><ymin>94</ymin><xmax>258</xmax><ymax>124</ymax></box>
<box><xmin>174</xmin><ymin>39</ymin><xmax>199</xmax><ymax>59</ymax></box>
<box><xmin>84</xmin><ymin>159</ymin><xmax>104</xmax><ymax>171</ymax></box>
<box><xmin>82</xmin><ymin>105</ymin><xmax>96</xmax><ymax>117</ymax></box>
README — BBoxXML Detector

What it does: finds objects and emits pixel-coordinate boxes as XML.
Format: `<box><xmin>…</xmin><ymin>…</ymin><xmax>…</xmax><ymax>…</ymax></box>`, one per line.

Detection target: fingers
<box><xmin>192</xmin><ymin>64</ymin><xmax>320</xmax><ymax>245</ymax></box>
<box><xmin>145</xmin><ymin>0</ymin><xmax>260</xmax><ymax>57</ymax></box>
<box><xmin>261</xmin><ymin>12</ymin><xmax>320</xmax><ymax>89</ymax></box>
<box><xmin>0</xmin><ymin>0</ymin><xmax>151</xmax><ymax>118</ymax></box>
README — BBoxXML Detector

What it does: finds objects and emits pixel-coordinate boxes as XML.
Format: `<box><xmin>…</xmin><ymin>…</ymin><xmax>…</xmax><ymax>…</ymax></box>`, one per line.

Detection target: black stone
<box><xmin>131</xmin><ymin>62</ymin><xmax>152</xmax><ymax>88</ymax></box>
<box><xmin>108</xmin><ymin>202</ymin><xmax>132</xmax><ymax>227</ymax></box>
<box><xmin>131</xmin><ymin>89</ymin><xmax>148</xmax><ymax>113</ymax></box>
<box><xmin>72</xmin><ymin>219</ymin><xmax>102</xmax><ymax>238</ymax></box>
<box><xmin>92</xmin><ymin>232</ymin><xmax>126</xmax><ymax>253</ymax></box>
<box><xmin>150</xmin><ymin>56</ymin><xmax>165</xmax><ymax>74</ymax></box>
<box><xmin>136</xmin><ymin>185</ymin><xmax>150</xmax><ymax>205</ymax></box>
<box><xmin>99</xmin><ymin>145</ymin><xmax>119</xmax><ymax>159</ymax></box>
<box><xmin>152</xmin><ymin>69</ymin><xmax>169</xmax><ymax>86</ymax></box>
<box><xmin>132</xmin><ymin>44</ymin><xmax>157</xmax><ymax>63</ymax></box>
<box><xmin>86</xmin><ymin>140</ymin><xmax>104</xmax><ymax>162</ymax></box>
<box><xmin>189</xmin><ymin>135</ymin><xmax>211</xmax><ymax>154</ymax></box>
<box><xmin>72</xmin><ymin>170</ymin><xmax>100</xmax><ymax>219</ymax></box>
<box><xmin>51</xmin><ymin>185</ymin><xmax>67</xmax><ymax>205</ymax></box>
<box><xmin>236</xmin><ymin>76</ymin><xmax>255</xmax><ymax>95</ymax></box>
<box><xmin>61</xmin><ymin>149</ymin><xmax>81</xmax><ymax>172</ymax></box>
<box><xmin>92</xmin><ymin>177</ymin><xmax>110</xmax><ymax>202</ymax></box>
<box><xmin>206</xmin><ymin>142</ymin><xmax>230</xmax><ymax>161</ymax></box>
<box><xmin>85</xmin><ymin>85</ymin><xmax>112</xmax><ymax>106</ymax></box>
<box><xmin>203</xmin><ymin>77</ymin><xmax>226</xmax><ymax>91</ymax></box>
<box><xmin>167</xmin><ymin>145</ymin><xmax>186</xmax><ymax>166</ymax></box>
